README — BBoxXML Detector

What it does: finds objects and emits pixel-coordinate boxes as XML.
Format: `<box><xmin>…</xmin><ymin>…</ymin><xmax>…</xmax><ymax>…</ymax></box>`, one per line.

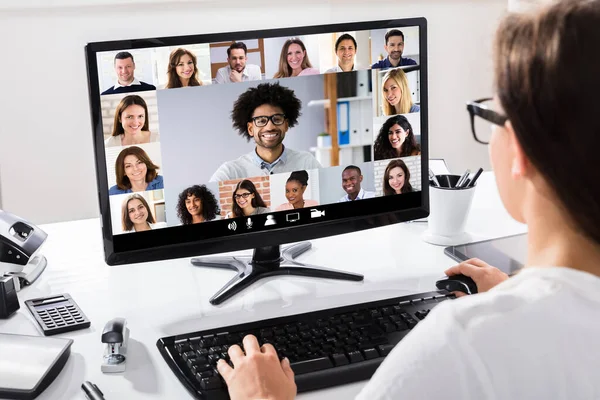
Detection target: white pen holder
<box><xmin>422</xmin><ymin>174</ymin><xmax>476</xmax><ymax>246</ymax></box>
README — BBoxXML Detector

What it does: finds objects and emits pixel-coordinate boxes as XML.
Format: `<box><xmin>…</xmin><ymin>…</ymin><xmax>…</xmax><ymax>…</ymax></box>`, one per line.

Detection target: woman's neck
<box><xmin>180</xmin><ymin>78</ymin><xmax>189</xmax><ymax>87</ymax></box>
<box><xmin>121</xmin><ymin>131</ymin><xmax>148</xmax><ymax>145</ymax></box>
<box><xmin>524</xmin><ymin>189</ymin><xmax>600</xmax><ymax>277</ymax></box>
<box><xmin>292</xmin><ymin>200</ymin><xmax>305</xmax><ymax>209</ymax></box>
<box><xmin>243</xmin><ymin>206</ymin><xmax>256</xmax><ymax>216</ymax></box>
<box><xmin>192</xmin><ymin>214</ymin><xmax>205</xmax><ymax>224</ymax></box>
<box><xmin>134</xmin><ymin>222</ymin><xmax>150</xmax><ymax>232</ymax></box>
<box><xmin>130</xmin><ymin>179</ymin><xmax>148</xmax><ymax>192</ymax></box>
<box><xmin>291</xmin><ymin>67</ymin><xmax>302</xmax><ymax>77</ymax></box>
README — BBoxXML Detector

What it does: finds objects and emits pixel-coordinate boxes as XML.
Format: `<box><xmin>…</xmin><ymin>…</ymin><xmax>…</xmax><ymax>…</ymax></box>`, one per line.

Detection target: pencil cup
<box><xmin>422</xmin><ymin>174</ymin><xmax>476</xmax><ymax>246</ymax></box>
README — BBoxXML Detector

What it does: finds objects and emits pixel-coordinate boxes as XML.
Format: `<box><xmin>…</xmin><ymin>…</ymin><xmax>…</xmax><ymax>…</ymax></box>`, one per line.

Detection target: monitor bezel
<box><xmin>85</xmin><ymin>17</ymin><xmax>430</xmax><ymax>265</ymax></box>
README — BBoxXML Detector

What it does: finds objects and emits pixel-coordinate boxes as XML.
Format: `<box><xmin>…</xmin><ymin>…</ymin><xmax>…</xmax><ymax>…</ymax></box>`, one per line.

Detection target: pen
<box><xmin>467</xmin><ymin>168</ymin><xmax>484</xmax><ymax>188</ymax></box>
<box><xmin>455</xmin><ymin>169</ymin><xmax>470</xmax><ymax>188</ymax></box>
<box><xmin>82</xmin><ymin>381</ymin><xmax>106</xmax><ymax>400</ymax></box>
<box><xmin>429</xmin><ymin>169</ymin><xmax>441</xmax><ymax>187</ymax></box>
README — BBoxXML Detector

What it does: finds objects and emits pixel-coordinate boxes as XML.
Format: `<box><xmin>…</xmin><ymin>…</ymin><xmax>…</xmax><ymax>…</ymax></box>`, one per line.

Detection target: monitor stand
<box><xmin>190</xmin><ymin>242</ymin><xmax>363</xmax><ymax>305</ymax></box>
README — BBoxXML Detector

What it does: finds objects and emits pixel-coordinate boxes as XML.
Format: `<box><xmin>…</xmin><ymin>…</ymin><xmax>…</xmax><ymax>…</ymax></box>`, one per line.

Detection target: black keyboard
<box><xmin>157</xmin><ymin>290</ymin><xmax>454</xmax><ymax>399</ymax></box>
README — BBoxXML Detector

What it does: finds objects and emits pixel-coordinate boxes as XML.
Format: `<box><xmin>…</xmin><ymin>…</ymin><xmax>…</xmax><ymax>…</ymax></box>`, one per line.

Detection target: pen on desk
<box><xmin>455</xmin><ymin>169</ymin><xmax>471</xmax><ymax>188</ymax></box>
<box><xmin>467</xmin><ymin>168</ymin><xmax>484</xmax><ymax>188</ymax></box>
<box><xmin>82</xmin><ymin>381</ymin><xmax>106</xmax><ymax>400</ymax></box>
<box><xmin>429</xmin><ymin>169</ymin><xmax>441</xmax><ymax>187</ymax></box>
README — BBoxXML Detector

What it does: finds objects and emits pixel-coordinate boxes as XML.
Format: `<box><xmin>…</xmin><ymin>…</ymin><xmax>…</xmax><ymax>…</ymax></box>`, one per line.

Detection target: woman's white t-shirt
<box><xmin>357</xmin><ymin>267</ymin><xmax>600</xmax><ymax>400</ymax></box>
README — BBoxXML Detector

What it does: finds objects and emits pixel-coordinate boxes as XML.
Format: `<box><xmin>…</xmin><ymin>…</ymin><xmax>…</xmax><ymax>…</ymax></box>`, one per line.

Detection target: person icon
<box><xmin>264</xmin><ymin>215</ymin><xmax>276</xmax><ymax>226</ymax></box>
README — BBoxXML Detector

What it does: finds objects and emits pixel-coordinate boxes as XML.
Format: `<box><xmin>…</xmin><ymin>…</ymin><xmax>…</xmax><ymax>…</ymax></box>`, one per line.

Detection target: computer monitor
<box><xmin>85</xmin><ymin>18</ymin><xmax>429</xmax><ymax>304</ymax></box>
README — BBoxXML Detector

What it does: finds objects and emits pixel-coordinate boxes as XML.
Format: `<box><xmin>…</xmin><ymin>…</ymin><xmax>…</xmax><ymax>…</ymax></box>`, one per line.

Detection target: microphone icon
<box><xmin>246</xmin><ymin>218</ymin><xmax>253</xmax><ymax>229</ymax></box>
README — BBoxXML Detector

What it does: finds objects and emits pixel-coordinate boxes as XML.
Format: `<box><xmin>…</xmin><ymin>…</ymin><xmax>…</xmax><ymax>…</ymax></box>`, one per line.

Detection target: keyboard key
<box><xmin>377</xmin><ymin>344</ymin><xmax>395</xmax><ymax>356</ymax></box>
<box><xmin>332</xmin><ymin>353</ymin><xmax>349</xmax><ymax>366</ymax></box>
<box><xmin>200</xmin><ymin>376</ymin><xmax>222</xmax><ymax>390</ymax></box>
<box><xmin>290</xmin><ymin>357</ymin><xmax>333</xmax><ymax>375</ymax></box>
<box><xmin>348</xmin><ymin>351</ymin><xmax>364</xmax><ymax>363</ymax></box>
<box><xmin>362</xmin><ymin>348</ymin><xmax>379</xmax><ymax>360</ymax></box>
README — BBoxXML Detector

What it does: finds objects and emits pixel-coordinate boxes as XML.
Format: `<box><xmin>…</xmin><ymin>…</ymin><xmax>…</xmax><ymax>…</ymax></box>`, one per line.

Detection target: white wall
<box><xmin>0</xmin><ymin>0</ymin><xmax>507</xmax><ymax>224</ymax></box>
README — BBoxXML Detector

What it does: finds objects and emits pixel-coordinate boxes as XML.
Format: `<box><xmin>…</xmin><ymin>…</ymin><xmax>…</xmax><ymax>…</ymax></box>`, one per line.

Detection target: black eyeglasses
<box><xmin>466</xmin><ymin>97</ymin><xmax>508</xmax><ymax>144</ymax></box>
<box><xmin>251</xmin><ymin>113</ymin><xmax>286</xmax><ymax>127</ymax></box>
<box><xmin>234</xmin><ymin>192</ymin><xmax>253</xmax><ymax>200</ymax></box>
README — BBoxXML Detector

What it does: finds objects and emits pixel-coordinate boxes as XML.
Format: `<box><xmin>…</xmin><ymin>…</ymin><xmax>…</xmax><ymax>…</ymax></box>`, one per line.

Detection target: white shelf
<box><xmin>310</xmin><ymin>143</ymin><xmax>371</xmax><ymax>151</ymax></box>
<box><xmin>307</xmin><ymin>96</ymin><xmax>372</xmax><ymax>107</ymax></box>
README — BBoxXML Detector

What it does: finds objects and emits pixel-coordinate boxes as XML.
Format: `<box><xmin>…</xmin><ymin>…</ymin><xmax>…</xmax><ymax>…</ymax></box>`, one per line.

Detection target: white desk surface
<box><xmin>0</xmin><ymin>172</ymin><xmax>526</xmax><ymax>400</ymax></box>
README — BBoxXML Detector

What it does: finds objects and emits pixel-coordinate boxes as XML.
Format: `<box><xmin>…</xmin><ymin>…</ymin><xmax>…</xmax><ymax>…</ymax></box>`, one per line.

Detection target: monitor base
<box><xmin>190</xmin><ymin>242</ymin><xmax>364</xmax><ymax>305</ymax></box>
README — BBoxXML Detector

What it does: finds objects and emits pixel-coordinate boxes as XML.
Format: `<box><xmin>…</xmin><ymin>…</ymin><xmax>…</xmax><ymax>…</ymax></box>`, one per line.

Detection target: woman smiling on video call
<box><xmin>381</xmin><ymin>67</ymin><xmax>419</xmax><ymax>115</ymax></box>
<box><xmin>213</xmin><ymin>2</ymin><xmax>600</xmax><ymax>399</ymax></box>
<box><xmin>229</xmin><ymin>180</ymin><xmax>270</xmax><ymax>218</ymax></box>
<box><xmin>105</xmin><ymin>95</ymin><xmax>159</xmax><ymax>147</ymax></box>
<box><xmin>166</xmin><ymin>48</ymin><xmax>203</xmax><ymax>88</ymax></box>
<box><xmin>121</xmin><ymin>194</ymin><xmax>166</xmax><ymax>233</ymax></box>
<box><xmin>273</xmin><ymin>38</ymin><xmax>320</xmax><ymax>78</ymax></box>
<box><xmin>108</xmin><ymin>146</ymin><xmax>164</xmax><ymax>195</ymax></box>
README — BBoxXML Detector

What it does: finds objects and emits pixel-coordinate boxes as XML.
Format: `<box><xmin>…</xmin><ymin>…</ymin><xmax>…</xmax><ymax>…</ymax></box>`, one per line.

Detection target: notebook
<box><xmin>0</xmin><ymin>333</ymin><xmax>73</xmax><ymax>399</ymax></box>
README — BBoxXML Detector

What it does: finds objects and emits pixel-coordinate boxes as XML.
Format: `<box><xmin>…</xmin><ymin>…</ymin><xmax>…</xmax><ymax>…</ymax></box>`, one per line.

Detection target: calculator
<box><xmin>25</xmin><ymin>293</ymin><xmax>91</xmax><ymax>336</ymax></box>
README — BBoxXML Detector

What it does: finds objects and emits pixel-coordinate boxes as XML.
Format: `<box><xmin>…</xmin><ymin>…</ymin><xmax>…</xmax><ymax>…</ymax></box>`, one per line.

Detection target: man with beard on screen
<box><xmin>210</xmin><ymin>82</ymin><xmax>321</xmax><ymax>182</ymax></box>
<box><xmin>214</xmin><ymin>42</ymin><xmax>262</xmax><ymax>84</ymax></box>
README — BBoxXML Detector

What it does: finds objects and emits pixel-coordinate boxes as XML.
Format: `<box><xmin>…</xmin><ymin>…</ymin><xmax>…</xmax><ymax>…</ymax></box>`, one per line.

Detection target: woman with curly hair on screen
<box><xmin>374</xmin><ymin>115</ymin><xmax>421</xmax><ymax>160</ymax></box>
<box><xmin>176</xmin><ymin>185</ymin><xmax>220</xmax><ymax>224</ymax></box>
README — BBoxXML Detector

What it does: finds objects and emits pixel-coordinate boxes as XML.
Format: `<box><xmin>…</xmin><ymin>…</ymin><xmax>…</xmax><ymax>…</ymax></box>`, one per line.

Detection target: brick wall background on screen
<box><xmin>373</xmin><ymin>156</ymin><xmax>422</xmax><ymax>195</ymax></box>
<box><xmin>219</xmin><ymin>176</ymin><xmax>271</xmax><ymax>218</ymax></box>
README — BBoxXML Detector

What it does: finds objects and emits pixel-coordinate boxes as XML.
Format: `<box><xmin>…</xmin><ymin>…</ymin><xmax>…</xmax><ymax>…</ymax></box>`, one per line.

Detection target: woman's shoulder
<box><xmin>276</xmin><ymin>203</ymin><xmax>292</xmax><ymax>211</ymax></box>
<box><xmin>149</xmin><ymin>221</ymin><xmax>167</xmax><ymax>229</ymax></box>
<box><xmin>299</xmin><ymin>68</ymin><xmax>320</xmax><ymax>76</ymax></box>
<box><xmin>105</xmin><ymin>135</ymin><xmax>121</xmax><ymax>147</ymax></box>
<box><xmin>254</xmin><ymin>207</ymin><xmax>271</xmax><ymax>214</ymax></box>
<box><xmin>409</xmin><ymin>104</ymin><xmax>421</xmax><ymax>113</ymax></box>
<box><xmin>305</xmin><ymin>199</ymin><xmax>319</xmax><ymax>206</ymax></box>
<box><xmin>109</xmin><ymin>185</ymin><xmax>129</xmax><ymax>195</ymax></box>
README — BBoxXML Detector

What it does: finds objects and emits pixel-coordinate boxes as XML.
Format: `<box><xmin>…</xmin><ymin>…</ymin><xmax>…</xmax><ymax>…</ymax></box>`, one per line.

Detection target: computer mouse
<box><xmin>436</xmin><ymin>274</ymin><xmax>478</xmax><ymax>295</ymax></box>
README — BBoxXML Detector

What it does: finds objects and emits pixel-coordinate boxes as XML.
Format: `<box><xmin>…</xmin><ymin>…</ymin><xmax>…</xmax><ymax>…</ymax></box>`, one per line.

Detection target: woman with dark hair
<box><xmin>176</xmin><ymin>185</ymin><xmax>220</xmax><ymax>224</ymax></box>
<box><xmin>105</xmin><ymin>95</ymin><xmax>159</xmax><ymax>147</ymax></box>
<box><xmin>215</xmin><ymin>2</ymin><xmax>600</xmax><ymax>399</ymax></box>
<box><xmin>120</xmin><ymin>194</ymin><xmax>166</xmax><ymax>232</ymax></box>
<box><xmin>273</xmin><ymin>38</ymin><xmax>319</xmax><ymax>78</ymax></box>
<box><xmin>383</xmin><ymin>159</ymin><xmax>413</xmax><ymax>195</ymax></box>
<box><xmin>229</xmin><ymin>180</ymin><xmax>270</xmax><ymax>218</ymax></box>
<box><xmin>275</xmin><ymin>170</ymin><xmax>319</xmax><ymax>210</ymax></box>
<box><xmin>108</xmin><ymin>146</ymin><xmax>163</xmax><ymax>195</ymax></box>
<box><xmin>165</xmin><ymin>48</ymin><xmax>203</xmax><ymax>88</ymax></box>
<box><xmin>374</xmin><ymin>115</ymin><xmax>421</xmax><ymax>160</ymax></box>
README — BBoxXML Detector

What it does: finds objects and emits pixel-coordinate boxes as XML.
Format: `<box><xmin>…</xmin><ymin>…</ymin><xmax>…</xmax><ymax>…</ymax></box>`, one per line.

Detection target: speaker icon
<box><xmin>228</xmin><ymin>221</ymin><xmax>237</xmax><ymax>231</ymax></box>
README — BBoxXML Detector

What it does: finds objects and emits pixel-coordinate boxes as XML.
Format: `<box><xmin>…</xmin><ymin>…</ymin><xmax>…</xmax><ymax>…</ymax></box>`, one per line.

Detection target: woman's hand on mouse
<box><xmin>217</xmin><ymin>334</ymin><xmax>296</xmax><ymax>400</ymax></box>
<box><xmin>445</xmin><ymin>258</ymin><xmax>509</xmax><ymax>297</ymax></box>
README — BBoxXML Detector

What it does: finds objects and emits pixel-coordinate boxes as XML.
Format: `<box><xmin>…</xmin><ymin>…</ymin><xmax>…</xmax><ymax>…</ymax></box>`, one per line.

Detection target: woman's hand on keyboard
<box><xmin>445</xmin><ymin>258</ymin><xmax>509</xmax><ymax>297</ymax></box>
<box><xmin>217</xmin><ymin>334</ymin><xmax>297</xmax><ymax>400</ymax></box>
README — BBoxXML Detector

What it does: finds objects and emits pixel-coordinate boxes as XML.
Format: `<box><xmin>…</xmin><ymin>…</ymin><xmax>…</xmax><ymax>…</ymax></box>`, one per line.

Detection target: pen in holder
<box><xmin>423</xmin><ymin>174</ymin><xmax>476</xmax><ymax>246</ymax></box>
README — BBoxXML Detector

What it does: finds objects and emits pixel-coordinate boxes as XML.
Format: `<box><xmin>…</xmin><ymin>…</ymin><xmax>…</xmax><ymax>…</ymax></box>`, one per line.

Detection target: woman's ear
<box><xmin>505</xmin><ymin>120</ymin><xmax>529</xmax><ymax>179</ymax></box>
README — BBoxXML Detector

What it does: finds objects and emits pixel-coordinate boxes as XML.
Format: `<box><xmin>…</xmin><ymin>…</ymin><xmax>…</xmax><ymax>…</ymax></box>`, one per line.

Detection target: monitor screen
<box><xmin>86</xmin><ymin>18</ymin><xmax>429</xmax><ymax>266</ymax></box>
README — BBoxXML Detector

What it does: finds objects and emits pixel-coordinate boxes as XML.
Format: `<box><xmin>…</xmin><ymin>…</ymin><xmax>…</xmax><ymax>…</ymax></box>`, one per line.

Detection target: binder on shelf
<box><xmin>337</xmin><ymin>101</ymin><xmax>350</xmax><ymax>145</ymax></box>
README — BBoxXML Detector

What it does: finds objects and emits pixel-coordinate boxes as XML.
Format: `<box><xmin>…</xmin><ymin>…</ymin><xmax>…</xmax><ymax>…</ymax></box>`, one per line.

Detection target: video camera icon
<box><xmin>310</xmin><ymin>209</ymin><xmax>325</xmax><ymax>218</ymax></box>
